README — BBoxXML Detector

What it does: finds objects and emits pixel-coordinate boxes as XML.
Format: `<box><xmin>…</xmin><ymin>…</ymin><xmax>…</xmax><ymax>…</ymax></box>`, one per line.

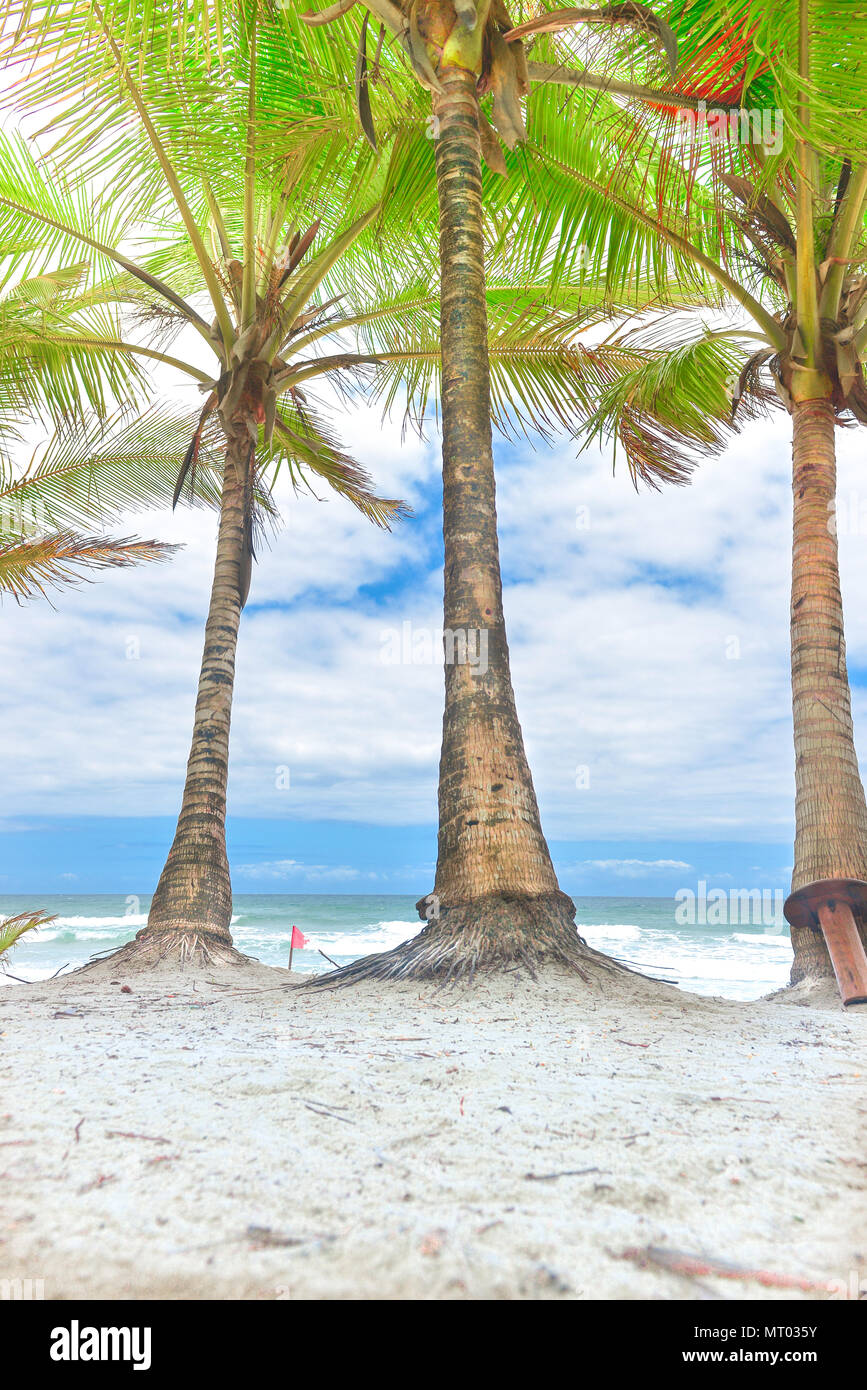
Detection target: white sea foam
<box><xmin>581</xmin><ymin>923</ymin><xmax>641</xmax><ymax>941</ymax></box>
<box><xmin>659</xmin><ymin>954</ymin><xmax>788</xmax><ymax>983</ymax></box>
<box><xmin>312</xmin><ymin>920</ymin><xmax>418</xmax><ymax>956</ymax></box>
<box><xmin>36</xmin><ymin>912</ymin><xmax>241</xmax><ymax>940</ymax></box>
<box><xmin>49</xmin><ymin>914</ymin><xmax>148</xmax><ymax>930</ymax></box>
<box><xmin>0</xmin><ymin>965</ymin><xmax>66</xmax><ymax>986</ymax></box>
<box><xmin>732</xmin><ymin>932</ymin><xmax>791</xmax><ymax>949</ymax></box>
<box><xmin>239</xmin><ymin>919</ymin><xmax>645</xmax><ymax>955</ymax></box>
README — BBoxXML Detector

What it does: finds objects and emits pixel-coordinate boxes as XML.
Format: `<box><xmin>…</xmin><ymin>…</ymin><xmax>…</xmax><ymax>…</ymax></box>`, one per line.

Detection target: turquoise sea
<box><xmin>0</xmin><ymin>893</ymin><xmax>794</xmax><ymax>1000</ymax></box>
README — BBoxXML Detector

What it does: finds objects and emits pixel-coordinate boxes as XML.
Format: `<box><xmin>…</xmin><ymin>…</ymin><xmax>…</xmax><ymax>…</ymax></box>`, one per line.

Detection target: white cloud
<box><xmin>577</xmin><ymin>859</ymin><xmax>694</xmax><ymax>877</ymax></box>
<box><xmin>234</xmin><ymin>859</ymin><xmax>371</xmax><ymax>882</ymax></box>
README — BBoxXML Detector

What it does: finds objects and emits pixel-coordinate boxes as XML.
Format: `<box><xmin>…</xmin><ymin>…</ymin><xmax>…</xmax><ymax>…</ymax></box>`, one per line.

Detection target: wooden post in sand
<box><xmin>784</xmin><ymin>879</ymin><xmax>867</xmax><ymax>1005</ymax></box>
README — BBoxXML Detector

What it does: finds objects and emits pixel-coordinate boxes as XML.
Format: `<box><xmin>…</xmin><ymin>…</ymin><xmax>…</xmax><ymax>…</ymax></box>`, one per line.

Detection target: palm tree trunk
<box><xmin>789</xmin><ymin>397</ymin><xmax>867</xmax><ymax>980</ymax></box>
<box><xmin>434</xmin><ymin>65</ymin><xmax>558</xmax><ymax>911</ymax></box>
<box><xmin>429</xmin><ymin>65</ymin><xmax>576</xmax><ymax>948</ymax></box>
<box><xmin>130</xmin><ymin>430</ymin><xmax>250</xmax><ymax>966</ymax></box>
<box><xmin>323</xmin><ymin>66</ymin><xmax>611</xmax><ymax>985</ymax></box>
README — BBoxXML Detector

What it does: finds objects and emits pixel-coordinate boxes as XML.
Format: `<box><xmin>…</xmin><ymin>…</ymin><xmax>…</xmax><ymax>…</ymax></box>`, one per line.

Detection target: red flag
<box><xmin>290</xmin><ymin>925</ymin><xmax>309</xmax><ymax>950</ymax></box>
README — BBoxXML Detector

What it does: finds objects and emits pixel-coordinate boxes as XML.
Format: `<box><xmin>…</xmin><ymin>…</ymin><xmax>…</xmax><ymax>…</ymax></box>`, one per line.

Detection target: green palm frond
<box><xmin>0</xmin><ymin>407</ymin><xmax>226</xmax><ymax>535</ymax></box>
<box><xmin>0</xmin><ymin>910</ymin><xmax>52</xmax><ymax>962</ymax></box>
<box><xmin>269</xmin><ymin>397</ymin><xmax>407</xmax><ymax>529</ymax></box>
<box><xmin>0</xmin><ymin>254</ymin><xmax>152</xmax><ymax>444</ymax></box>
<box><xmin>577</xmin><ymin>319</ymin><xmax>780</xmax><ymax>484</ymax></box>
<box><xmin>0</xmin><ymin>0</ymin><xmax>775</xmax><ymax>514</ymax></box>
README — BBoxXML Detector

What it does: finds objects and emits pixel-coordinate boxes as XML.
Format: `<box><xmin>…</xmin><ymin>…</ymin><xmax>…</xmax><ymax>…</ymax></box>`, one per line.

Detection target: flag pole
<box><xmin>289</xmin><ymin>926</ymin><xmax>295</xmax><ymax>974</ymax></box>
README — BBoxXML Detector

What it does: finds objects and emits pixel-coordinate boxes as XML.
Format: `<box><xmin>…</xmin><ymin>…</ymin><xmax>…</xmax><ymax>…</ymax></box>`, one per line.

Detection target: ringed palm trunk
<box><xmin>328</xmin><ymin>66</ymin><xmax>611</xmax><ymax>985</ymax></box>
<box><xmin>789</xmin><ymin>397</ymin><xmax>867</xmax><ymax>981</ymax></box>
<box><xmin>126</xmin><ymin>429</ymin><xmax>250</xmax><ymax>966</ymax></box>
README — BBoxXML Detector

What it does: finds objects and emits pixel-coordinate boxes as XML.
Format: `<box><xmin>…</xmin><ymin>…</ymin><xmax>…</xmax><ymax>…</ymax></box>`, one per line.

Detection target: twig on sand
<box><xmin>525</xmin><ymin>1167</ymin><xmax>604</xmax><ymax>1181</ymax></box>
<box><xmin>302</xmin><ymin>1101</ymin><xmax>356</xmax><ymax>1125</ymax></box>
<box><xmin>74</xmin><ymin>1118</ymin><xmax>85</xmax><ymax>1143</ymax></box>
<box><xmin>105</xmin><ymin>1129</ymin><xmax>170</xmax><ymax>1144</ymax></box>
<box><xmin>709</xmin><ymin>1095</ymin><xmax>773</xmax><ymax>1104</ymax></box>
<box><xmin>246</xmin><ymin>1225</ymin><xmax>306</xmax><ymax>1249</ymax></box>
<box><xmin>77</xmin><ymin>1173</ymin><xmax>117</xmax><ymax>1195</ymax></box>
<box><xmin>222</xmin><ymin>982</ymin><xmax>302</xmax><ymax>997</ymax></box>
<box><xmin>619</xmin><ymin>1245</ymin><xmax>838</xmax><ymax>1292</ymax></box>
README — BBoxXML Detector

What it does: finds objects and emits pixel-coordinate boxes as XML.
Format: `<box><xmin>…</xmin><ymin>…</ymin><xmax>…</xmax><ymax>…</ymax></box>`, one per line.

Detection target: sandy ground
<box><xmin>1</xmin><ymin>954</ymin><xmax>865</xmax><ymax>1301</ymax></box>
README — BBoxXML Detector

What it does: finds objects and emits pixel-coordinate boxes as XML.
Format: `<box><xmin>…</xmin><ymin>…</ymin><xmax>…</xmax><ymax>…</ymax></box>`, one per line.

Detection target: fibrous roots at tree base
<box><xmin>311</xmin><ymin>891</ymin><xmax>627</xmax><ymax>985</ymax></box>
<box><xmin>78</xmin><ymin>928</ymin><xmax>251</xmax><ymax>973</ymax></box>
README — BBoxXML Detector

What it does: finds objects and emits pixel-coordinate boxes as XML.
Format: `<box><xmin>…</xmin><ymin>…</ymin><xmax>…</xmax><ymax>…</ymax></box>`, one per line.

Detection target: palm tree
<box><xmin>0</xmin><ymin>8</ymin><xmax>405</xmax><ymax>967</ymax></box>
<box><xmin>0</xmin><ymin>7</ymin><xmax>409</xmax><ymax>965</ymax></box>
<box><xmin>291</xmin><ymin>0</ymin><xmax>705</xmax><ymax>981</ymax></box>
<box><xmin>0</xmin><ymin>1</ymin><xmax>671</xmax><ymax>966</ymax></box>
<box><xmin>494</xmin><ymin>0</ymin><xmax>867</xmax><ymax>990</ymax></box>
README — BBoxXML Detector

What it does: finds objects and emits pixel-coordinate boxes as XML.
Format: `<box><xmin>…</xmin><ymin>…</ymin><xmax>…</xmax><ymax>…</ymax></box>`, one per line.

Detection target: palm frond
<box><xmin>270</xmin><ymin>398</ymin><xmax>407</xmax><ymax>529</ymax></box>
<box><xmin>0</xmin><ymin>910</ymin><xmax>52</xmax><ymax>962</ymax></box>
<box><xmin>0</xmin><ymin>407</ymin><xmax>226</xmax><ymax>535</ymax></box>
<box><xmin>0</xmin><ymin>530</ymin><xmax>178</xmax><ymax>602</ymax></box>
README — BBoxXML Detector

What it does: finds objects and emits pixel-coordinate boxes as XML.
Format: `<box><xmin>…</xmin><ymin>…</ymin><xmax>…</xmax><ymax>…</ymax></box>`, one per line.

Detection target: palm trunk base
<box><xmin>789</xmin><ymin>925</ymin><xmax>834</xmax><ymax>984</ymax></box>
<box><xmin>311</xmin><ymin>891</ymin><xmax>623</xmax><ymax>986</ymax></box>
<box><xmin>789</xmin><ymin>920</ymin><xmax>867</xmax><ymax>986</ymax></box>
<box><xmin>86</xmin><ymin>926</ymin><xmax>251</xmax><ymax>972</ymax></box>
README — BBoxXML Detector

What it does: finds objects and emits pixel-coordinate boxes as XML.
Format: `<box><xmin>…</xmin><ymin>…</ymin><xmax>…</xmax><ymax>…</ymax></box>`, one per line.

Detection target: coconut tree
<box><xmin>0</xmin><ymin>5</ymin><xmax>408</xmax><ymax>964</ymax></box>
<box><xmin>284</xmin><ymin>0</ymin><xmax>729</xmax><ymax>982</ymax></box>
<box><xmin>485</xmin><ymin>0</ymin><xmax>867</xmax><ymax>988</ymax></box>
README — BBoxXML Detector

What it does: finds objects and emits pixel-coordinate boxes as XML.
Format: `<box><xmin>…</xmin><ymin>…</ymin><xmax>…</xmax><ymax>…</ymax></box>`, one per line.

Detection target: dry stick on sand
<box><xmin>525</xmin><ymin>1167</ymin><xmax>605</xmax><ymax>1181</ymax></box>
<box><xmin>105</xmin><ymin>1130</ymin><xmax>171</xmax><ymax>1144</ymax></box>
<box><xmin>620</xmin><ymin>1246</ymin><xmax>840</xmax><ymax>1293</ymax></box>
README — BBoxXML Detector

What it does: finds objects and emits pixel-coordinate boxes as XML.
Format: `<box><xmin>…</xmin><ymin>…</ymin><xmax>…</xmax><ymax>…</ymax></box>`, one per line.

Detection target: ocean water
<box><xmin>0</xmin><ymin>894</ymin><xmax>793</xmax><ymax>1000</ymax></box>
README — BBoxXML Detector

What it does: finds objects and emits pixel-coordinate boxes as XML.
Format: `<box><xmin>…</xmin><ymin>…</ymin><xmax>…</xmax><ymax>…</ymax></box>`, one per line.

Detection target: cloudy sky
<box><xmin>5</xmin><ymin>380</ymin><xmax>867</xmax><ymax>899</ymax></box>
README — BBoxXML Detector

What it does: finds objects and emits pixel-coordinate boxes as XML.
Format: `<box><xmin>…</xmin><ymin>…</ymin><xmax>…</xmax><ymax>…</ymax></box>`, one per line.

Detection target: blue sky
<box><xmin>4</xmin><ymin>389</ymin><xmax>867</xmax><ymax>899</ymax></box>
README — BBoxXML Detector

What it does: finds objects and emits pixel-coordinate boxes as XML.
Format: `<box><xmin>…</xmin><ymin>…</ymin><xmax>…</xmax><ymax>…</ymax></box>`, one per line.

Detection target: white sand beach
<box><xmin>1</xmin><ymin>958</ymin><xmax>865</xmax><ymax>1301</ymax></box>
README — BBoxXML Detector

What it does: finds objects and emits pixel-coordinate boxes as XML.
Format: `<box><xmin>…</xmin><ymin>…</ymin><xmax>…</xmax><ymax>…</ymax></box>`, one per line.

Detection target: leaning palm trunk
<box><xmin>789</xmin><ymin>398</ymin><xmax>867</xmax><ymax>981</ymax></box>
<box><xmin>325</xmin><ymin>67</ymin><xmax>614</xmax><ymax>985</ymax></box>
<box><xmin>119</xmin><ymin>432</ymin><xmax>251</xmax><ymax>966</ymax></box>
